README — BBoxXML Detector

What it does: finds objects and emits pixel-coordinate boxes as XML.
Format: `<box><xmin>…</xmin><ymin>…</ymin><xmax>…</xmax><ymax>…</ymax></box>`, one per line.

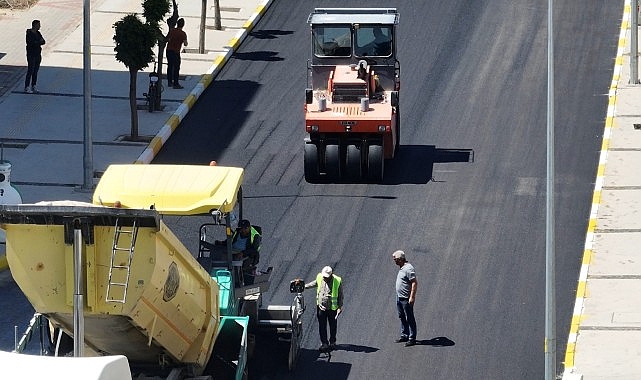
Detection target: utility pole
<box><xmin>82</xmin><ymin>0</ymin><xmax>93</xmax><ymax>190</ymax></box>
<box><xmin>632</xmin><ymin>0</ymin><xmax>639</xmax><ymax>84</ymax></box>
<box><xmin>545</xmin><ymin>0</ymin><xmax>556</xmax><ymax>379</ymax></box>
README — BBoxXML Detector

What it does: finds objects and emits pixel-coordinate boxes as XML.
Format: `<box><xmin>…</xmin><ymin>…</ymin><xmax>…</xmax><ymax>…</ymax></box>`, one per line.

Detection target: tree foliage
<box><xmin>112</xmin><ymin>0</ymin><xmax>170</xmax><ymax>139</ymax></box>
<box><xmin>142</xmin><ymin>0</ymin><xmax>171</xmax><ymax>28</ymax></box>
<box><xmin>113</xmin><ymin>14</ymin><xmax>156</xmax><ymax>72</ymax></box>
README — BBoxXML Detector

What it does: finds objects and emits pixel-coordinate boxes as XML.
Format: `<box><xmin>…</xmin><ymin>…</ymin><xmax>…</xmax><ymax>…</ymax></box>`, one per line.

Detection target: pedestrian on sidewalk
<box><xmin>392</xmin><ymin>250</ymin><xmax>418</xmax><ymax>346</ymax></box>
<box><xmin>305</xmin><ymin>266</ymin><xmax>343</xmax><ymax>352</ymax></box>
<box><xmin>25</xmin><ymin>19</ymin><xmax>45</xmax><ymax>94</ymax></box>
<box><xmin>166</xmin><ymin>17</ymin><xmax>188</xmax><ymax>89</ymax></box>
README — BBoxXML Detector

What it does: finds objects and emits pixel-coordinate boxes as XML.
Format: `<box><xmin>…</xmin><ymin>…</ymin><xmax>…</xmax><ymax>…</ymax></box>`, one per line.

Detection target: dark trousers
<box><xmin>166</xmin><ymin>50</ymin><xmax>181</xmax><ymax>85</ymax></box>
<box><xmin>396</xmin><ymin>297</ymin><xmax>417</xmax><ymax>340</ymax></box>
<box><xmin>316</xmin><ymin>306</ymin><xmax>337</xmax><ymax>345</ymax></box>
<box><xmin>25</xmin><ymin>54</ymin><xmax>42</xmax><ymax>88</ymax></box>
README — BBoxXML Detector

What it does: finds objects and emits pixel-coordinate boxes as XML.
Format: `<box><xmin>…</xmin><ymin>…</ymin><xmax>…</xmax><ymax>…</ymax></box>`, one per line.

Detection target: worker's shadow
<box><xmin>384</xmin><ymin>145</ymin><xmax>474</xmax><ymax>185</ymax></box>
<box><xmin>332</xmin><ymin>343</ymin><xmax>379</xmax><ymax>353</ymax></box>
<box><xmin>415</xmin><ymin>336</ymin><xmax>456</xmax><ymax>347</ymax></box>
<box><xmin>305</xmin><ymin>344</ymin><xmax>378</xmax><ymax>362</ymax></box>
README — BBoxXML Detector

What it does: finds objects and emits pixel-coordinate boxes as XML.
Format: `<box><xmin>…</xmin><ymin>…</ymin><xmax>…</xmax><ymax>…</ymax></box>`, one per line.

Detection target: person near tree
<box><xmin>166</xmin><ymin>17</ymin><xmax>188</xmax><ymax>89</ymax></box>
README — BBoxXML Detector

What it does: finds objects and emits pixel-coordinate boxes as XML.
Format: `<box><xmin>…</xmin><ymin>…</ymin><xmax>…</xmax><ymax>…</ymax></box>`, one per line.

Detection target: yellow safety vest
<box><xmin>315</xmin><ymin>273</ymin><xmax>342</xmax><ymax>310</ymax></box>
<box><xmin>232</xmin><ymin>226</ymin><xmax>261</xmax><ymax>251</ymax></box>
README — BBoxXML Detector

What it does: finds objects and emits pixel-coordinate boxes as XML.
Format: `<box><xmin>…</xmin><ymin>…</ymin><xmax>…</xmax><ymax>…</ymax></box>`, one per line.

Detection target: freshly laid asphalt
<box><xmin>0</xmin><ymin>0</ymin><xmax>639</xmax><ymax>379</ymax></box>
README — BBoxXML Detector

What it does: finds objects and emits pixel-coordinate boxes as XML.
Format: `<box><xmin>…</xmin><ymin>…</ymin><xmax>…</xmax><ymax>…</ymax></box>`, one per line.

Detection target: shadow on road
<box><xmin>332</xmin><ymin>343</ymin><xmax>379</xmax><ymax>353</ymax></box>
<box><xmin>249</xmin><ymin>29</ymin><xmax>294</xmax><ymax>40</ymax></box>
<box><xmin>384</xmin><ymin>145</ymin><xmax>474</xmax><ymax>185</ymax></box>
<box><xmin>418</xmin><ymin>336</ymin><xmax>456</xmax><ymax>347</ymax></box>
<box><xmin>232</xmin><ymin>50</ymin><xmax>284</xmax><ymax>62</ymax></box>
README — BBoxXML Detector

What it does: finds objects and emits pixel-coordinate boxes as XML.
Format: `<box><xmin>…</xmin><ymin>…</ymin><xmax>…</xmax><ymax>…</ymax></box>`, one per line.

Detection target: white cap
<box><xmin>321</xmin><ymin>266</ymin><xmax>333</xmax><ymax>278</ymax></box>
<box><xmin>392</xmin><ymin>250</ymin><xmax>406</xmax><ymax>260</ymax></box>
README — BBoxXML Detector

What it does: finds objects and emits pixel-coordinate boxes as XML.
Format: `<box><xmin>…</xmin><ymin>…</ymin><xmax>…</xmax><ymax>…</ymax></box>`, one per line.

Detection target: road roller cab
<box><xmin>304</xmin><ymin>8</ymin><xmax>400</xmax><ymax>182</ymax></box>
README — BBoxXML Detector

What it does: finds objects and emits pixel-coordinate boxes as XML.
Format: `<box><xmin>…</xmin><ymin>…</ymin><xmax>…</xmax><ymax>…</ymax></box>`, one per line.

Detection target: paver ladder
<box><xmin>106</xmin><ymin>218</ymin><xmax>138</xmax><ymax>303</ymax></box>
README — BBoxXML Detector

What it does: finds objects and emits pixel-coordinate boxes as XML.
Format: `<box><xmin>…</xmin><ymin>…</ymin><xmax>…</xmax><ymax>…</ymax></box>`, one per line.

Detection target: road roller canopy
<box><xmin>93</xmin><ymin>164</ymin><xmax>244</xmax><ymax>216</ymax></box>
<box><xmin>308</xmin><ymin>8</ymin><xmax>399</xmax><ymax>25</ymax></box>
<box><xmin>308</xmin><ymin>8</ymin><xmax>399</xmax><ymax>61</ymax></box>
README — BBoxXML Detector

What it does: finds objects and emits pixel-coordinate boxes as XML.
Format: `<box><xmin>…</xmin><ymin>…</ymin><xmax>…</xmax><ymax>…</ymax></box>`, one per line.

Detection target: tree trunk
<box><xmin>214</xmin><ymin>0</ymin><xmax>221</xmax><ymax>30</ymax></box>
<box><xmin>129</xmin><ymin>68</ymin><xmax>139</xmax><ymax>139</ymax></box>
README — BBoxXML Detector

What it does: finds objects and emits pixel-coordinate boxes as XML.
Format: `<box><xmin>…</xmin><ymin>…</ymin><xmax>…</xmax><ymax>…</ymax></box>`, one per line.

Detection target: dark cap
<box><xmin>238</xmin><ymin>219</ymin><xmax>251</xmax><ymax>228</ymax></box>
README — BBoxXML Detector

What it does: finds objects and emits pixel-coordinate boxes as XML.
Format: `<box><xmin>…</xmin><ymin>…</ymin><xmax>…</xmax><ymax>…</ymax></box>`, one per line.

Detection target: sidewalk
<box><xmin>0</xmin><ymin>0</ymin><xmax>272</xmax><ymax>255</ymax></box>
<box><xmin>562</xmin><ymin>2</ymin><xmax>641</xmax><ymax>379</ymax></box>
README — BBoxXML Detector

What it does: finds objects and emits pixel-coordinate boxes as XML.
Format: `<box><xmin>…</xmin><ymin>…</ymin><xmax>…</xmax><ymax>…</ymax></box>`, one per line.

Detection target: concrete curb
<box><xmin>560</xmin><ymin>1</ymin><xmax>630</xmax><ymax>378</ymax></box>
<box><xmin>134</xmin><ymin>0</ymin><xmax>274</xmax><ymax>164</ymax></box>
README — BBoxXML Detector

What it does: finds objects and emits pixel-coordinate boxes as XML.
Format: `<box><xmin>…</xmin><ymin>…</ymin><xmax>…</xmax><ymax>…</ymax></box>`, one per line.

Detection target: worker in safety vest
<box><xmin>305</xmin><ymin>266</ymin><xmax>344</xmax><ymax>352</ymax></box>
<box><xmin>217</xmin><ymin>219</ymin><xmax>261</xmax><ymax>274</ymax></box>
<box><xmin>231</xmin><ymin>219</ymin><xmax>261</xmax><ymax>272</ymax></box>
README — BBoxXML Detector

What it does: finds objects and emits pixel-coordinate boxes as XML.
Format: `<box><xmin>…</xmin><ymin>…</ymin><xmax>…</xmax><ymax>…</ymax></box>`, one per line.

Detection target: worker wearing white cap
<box><xmin>305</xmin><ymin>265</ymin><xmax>344</xmax><ymax>352</ymax></box>
<box><xmin>392</xmin><ymin>250</ymin><xmax>418</xmax><ymax>346</ymax></box>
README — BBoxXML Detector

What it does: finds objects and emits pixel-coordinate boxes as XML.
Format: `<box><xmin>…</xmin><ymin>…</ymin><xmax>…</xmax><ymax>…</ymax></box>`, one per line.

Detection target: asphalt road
<box><xmin>154</xmin><ymin>1</ymin><xmax>623</xmax><ymax>379</ymax></box>
<box><xmin>0</xmin><ymin>1</ymin><xmax>622</xmax><ymax>379</ymax></box>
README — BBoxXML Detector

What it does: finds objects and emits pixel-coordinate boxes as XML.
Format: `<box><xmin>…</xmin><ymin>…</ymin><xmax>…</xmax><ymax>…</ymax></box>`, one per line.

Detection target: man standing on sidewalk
<box><xmin>392</xmin><ymin>250</ymin><xmax>418</xmax><ymax>346</ymax></box>
<box><xmin>25</xmin><ymin>19</ymin><xmax>45</xmax><ymax>93</ymax></box>
<box><xmin>166</xmin><ymin>17</ymin><xmax>188</xmax><ymax>89</ymax></box>
<box><xmin>305</xmin><ymin>266</ymin><xmax>343</xmax><ymax>352</ymax></box>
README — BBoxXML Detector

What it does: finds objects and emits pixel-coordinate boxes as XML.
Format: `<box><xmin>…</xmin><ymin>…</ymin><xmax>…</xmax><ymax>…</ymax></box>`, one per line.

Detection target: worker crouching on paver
<box><xmin>216</xmin><ymin>219</ymin><xmax>261</xmax><ymax>284</ymax></box>
<box><xmin>305</xmin><ymin>266</ymin><xmax>344</xmax><ymax>352</ymax></box>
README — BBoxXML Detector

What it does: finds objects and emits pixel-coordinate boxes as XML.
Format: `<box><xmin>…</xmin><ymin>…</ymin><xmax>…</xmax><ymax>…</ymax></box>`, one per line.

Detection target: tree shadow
<box><xmin>250</xmin><ymin>29</ymin><xmax>294</xmax><ymax>39</ymax></box>
<box><xmin>232</xmin><ymin>50</ymin><xmax>284</xmax><ymax>62</ymax></box>
<box><xmin>153</xmin><ymin>79</ymin><xmax>259</xmax><ymax>163</ymax></box>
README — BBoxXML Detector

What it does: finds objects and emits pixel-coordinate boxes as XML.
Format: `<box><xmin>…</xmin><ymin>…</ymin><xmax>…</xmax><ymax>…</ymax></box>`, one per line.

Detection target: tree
<box><xmin>113</xmin><ymin>0</ymin><xmax>169</xmax><ymax>140</ymax></box>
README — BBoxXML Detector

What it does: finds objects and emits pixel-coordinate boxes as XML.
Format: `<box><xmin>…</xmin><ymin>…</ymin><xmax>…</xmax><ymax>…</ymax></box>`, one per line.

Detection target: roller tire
<box><xmin>325</xmin><ymin>144</ymin><xmax>341</xmax><ymax>180</ymax></box>
<box><xmin>367</xmin><ymin>144</ymin><xmax>384</xmax><ymax>182</ymax></box>
<box><xmin>304</xmin><ymin>143</ymin><xmax>319</xmax><ymax>182</ymax></box>
<box><xmin>345</xmin><ymin>144</ymin><xmax>362</xmax><ymax>180</ymax></box>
